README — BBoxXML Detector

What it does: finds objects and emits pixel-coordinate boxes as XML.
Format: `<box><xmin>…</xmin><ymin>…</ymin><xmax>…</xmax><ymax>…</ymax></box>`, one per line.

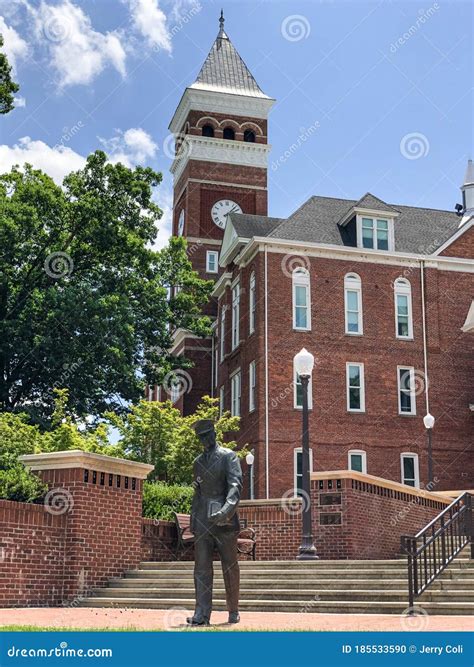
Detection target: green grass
<box><xmin>0</xmin><ymin>625</ymin><xmax>307</xmax><ymax>633</ymax></box>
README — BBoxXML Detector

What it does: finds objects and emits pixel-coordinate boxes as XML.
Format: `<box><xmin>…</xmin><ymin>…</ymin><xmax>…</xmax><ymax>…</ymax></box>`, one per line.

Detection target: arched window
<box><xmin>394</xmin><ymin>278</ymin><xmax>413</xmax><ymax>339</ymax></box>
<box><xmin>344</xmin><ymin>273</ymin><xmax>363</xmax><ymax>335</ymax></box>
<box><xmin>202</xmin><ymin>124</ymin><xmax>214</xmax><ymax>137</ymax></box>
<box><xmin>223</xmin><ymin>127</ymin><xmax>235</xmax><ymax>140</ymax></box>
<box><xmin>244</xmin><ymin>129</ymin><xmax>255</xmax><ymax>143</ymax></box>
<box><xmin>292</xmin><ymin>267</ymin><xmax>311</xmax><ymax>331</ymax></box>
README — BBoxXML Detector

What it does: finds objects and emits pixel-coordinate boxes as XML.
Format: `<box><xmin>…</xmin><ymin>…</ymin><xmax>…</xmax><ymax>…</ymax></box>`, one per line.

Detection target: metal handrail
<box><xmin>401</xmin><ymin>491</ymin><xmax>473</xmax><ymax>610</ymax></box>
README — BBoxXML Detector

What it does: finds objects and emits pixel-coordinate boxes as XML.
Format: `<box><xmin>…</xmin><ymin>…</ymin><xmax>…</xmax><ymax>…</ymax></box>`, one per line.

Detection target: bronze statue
<box><xmin>186</xmin><ymin>419</ymin><xmax>243</xmax><ymax>626</ymax></box>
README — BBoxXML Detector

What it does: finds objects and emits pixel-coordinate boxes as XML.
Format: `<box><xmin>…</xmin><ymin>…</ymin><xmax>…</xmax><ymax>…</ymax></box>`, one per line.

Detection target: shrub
<box><xmin>142</xmin><ymin>481</ymin><xmax>194</xmax><ymax>521</ymax></box>
<box><xmin>0</xmin><ymin>466</ymin><xmax>47</xmax><ymax>503</ymax></box>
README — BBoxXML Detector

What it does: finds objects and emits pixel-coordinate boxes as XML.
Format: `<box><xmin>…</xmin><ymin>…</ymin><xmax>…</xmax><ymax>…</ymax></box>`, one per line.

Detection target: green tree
<box><xmin>0</xmin><ymin>152</ymin><xmax>212</xmax><ymax>423</ymax></box>
<box><xmin>0</xmin><ymin>35</ymin><xmax>19</xmax><ymax>115</ymax></box>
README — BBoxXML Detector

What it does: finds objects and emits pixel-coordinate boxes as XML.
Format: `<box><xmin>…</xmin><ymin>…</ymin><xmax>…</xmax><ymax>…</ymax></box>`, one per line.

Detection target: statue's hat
<box><xmin>193</xmin><ymin>419</ymin><xmax>215</xmax><ymax>436</ymax></box>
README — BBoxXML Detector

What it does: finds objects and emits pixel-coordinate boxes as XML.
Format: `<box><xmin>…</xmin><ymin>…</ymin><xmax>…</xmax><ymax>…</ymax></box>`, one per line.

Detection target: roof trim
<box><xmin>432</xmin><ymin>217</ymin><xmax>474</xmax><ymax>255</ymax></box>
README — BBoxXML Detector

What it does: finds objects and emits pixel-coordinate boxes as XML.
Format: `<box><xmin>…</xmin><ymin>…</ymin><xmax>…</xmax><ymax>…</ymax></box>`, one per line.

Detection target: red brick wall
<box><xmin>218</xmin><ymin>251</ymin><xmax>474</xmax><ymax>498</ymax></box>
<box><xmin>439</xmin><ymin>226</ymin><xmax>474</xmax><ymax>258</ymax></box>
<box><xmin>238</xmin><ymin>476</ymin><xmax>449</xmax><ymax>560</ymax></box>
<box><xmin>0</xmin><ymin>500</ymin><xmax>67</xmax><ymax>607</ymax></box>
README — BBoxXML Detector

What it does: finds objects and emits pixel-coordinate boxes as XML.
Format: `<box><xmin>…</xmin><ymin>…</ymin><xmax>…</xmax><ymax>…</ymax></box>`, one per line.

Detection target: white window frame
<box><xmin>356</xmin><ymin>215</ymin><xmax>394</xmax><ymax>251</ymax></box>
<box><xmin>231</xmin><ymin>280</ymin><xmax>240</xmax><ymax>350</ymax></box>
<box><xmin>397</xmin><ymin>366</ymin><xmax>417</xmax><ymax>415</ymax></box>
<box><xmin>206</xmin><ymin>250</ymin><xmax>219</xmax><ymax>274</ymax></box>
<box><xmin>400</xmin><ymin>452</ymin><xmax>420</xmax><ymax>488</ymax></box>
<box><xmin>249</xmin><ymin>360</ymin><xmax>256</xmax><ymax>412</ymax></box>
<box><xmin>346</xmin><ymin>362</ymin><xmax>365</xmax><ymax>412</ymax></box>
<box><xmin>293</xmin><ymin>368</ymin><xmax>313</xmax><ymax>410</ymax></box>
<box><xmin>394</xmin><ymin>278</ymin><xmax>413</xmax><ymax>340</ymax></box>
<box><xmin>348</xmin><ymin>449</ymin><xmax>367</xmax><ymax>474</ymax></box>
<box><xmin>249</xmin><ymin>271</ymin><xmax>256</xmax><ymax>334</ymax></box>
<box><xmin>294</xmin><ymin>447</ymin><xmax>314</xmax><ymax>497</ymax></box>
<box><xmin>344</xmin><ymin>273</ymin><xmax>363</xmax><ymax>335</ymax></box>
<box><xmin>230</xmin><ymin>369</ymin><xmax>241</xmax><ymax>417</ymax></box>
<box><xmin>219</xmin><ymin>385</ymin><xmax>224</xmax><ymax>416</ymax></box>
<box><xmin>292</xmin><ymin>268</ymin><xmax>311</xmax><ymax>331</ymax></box>
<box><xmin>220</xmin><ymin>308</ymin><xmax>225</xmax><ymax>362</ymax></box>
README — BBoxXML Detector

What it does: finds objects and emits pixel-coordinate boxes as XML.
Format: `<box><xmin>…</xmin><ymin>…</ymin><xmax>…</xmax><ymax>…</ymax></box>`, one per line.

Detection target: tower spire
<box><xmin>218</xmin><ymin>9</ymin><xmax>225</xmax><ymax>37</ymax></box>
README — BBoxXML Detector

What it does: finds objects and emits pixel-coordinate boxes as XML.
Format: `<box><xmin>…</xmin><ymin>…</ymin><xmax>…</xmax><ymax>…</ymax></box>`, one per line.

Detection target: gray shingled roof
<box><xmin>190</xmin><ymin>27</ymin><xmax>269</xmax><ymax>98</ymax></box>
<box><xmin>228</xmin><ymin>213</ymin><xmax>283</xmax><ymax>238</ymax></box>
<box><xmin>231</xmin><ymin>194</ymin><xmax>461</xmax><ymax>254</ymax></box>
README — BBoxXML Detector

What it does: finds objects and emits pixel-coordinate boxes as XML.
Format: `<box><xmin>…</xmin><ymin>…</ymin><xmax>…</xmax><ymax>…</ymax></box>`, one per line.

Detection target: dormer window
<box><xmin>357</xmin><ymin>216</ymin><xmax>393</xmax><ymax>251</ymax></box>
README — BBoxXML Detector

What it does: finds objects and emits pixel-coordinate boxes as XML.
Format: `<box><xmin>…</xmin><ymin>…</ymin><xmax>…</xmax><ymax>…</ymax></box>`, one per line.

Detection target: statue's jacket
<box><xmin>191</xmin><ymin>445</ymin><xmax>243</xmax><ymax>535</ymax></box>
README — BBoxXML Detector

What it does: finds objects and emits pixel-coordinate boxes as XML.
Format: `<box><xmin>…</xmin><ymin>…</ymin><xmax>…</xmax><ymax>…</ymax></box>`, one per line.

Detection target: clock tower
<box><xmin>168</xmin><ymin>11</ymin><xmax>274</xmax><ymax>414</ymax></box>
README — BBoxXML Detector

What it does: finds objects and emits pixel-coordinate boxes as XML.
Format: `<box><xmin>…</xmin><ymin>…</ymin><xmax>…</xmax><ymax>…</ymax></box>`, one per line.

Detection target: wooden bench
<box><xmin>173</xmin><ymin>513</ymin><xmax>256</xmax><ymax>561</ymax></box>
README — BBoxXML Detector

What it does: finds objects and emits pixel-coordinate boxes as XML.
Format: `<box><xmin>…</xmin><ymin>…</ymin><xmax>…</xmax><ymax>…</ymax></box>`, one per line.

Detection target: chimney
<box><xmin>460</xmin><ymin>159</ymin><xmax>474</xmax><ymax>226</ymax></box>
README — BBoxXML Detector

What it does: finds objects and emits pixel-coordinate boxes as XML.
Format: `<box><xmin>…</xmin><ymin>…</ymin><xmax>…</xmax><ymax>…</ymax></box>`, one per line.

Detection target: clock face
<box><xmin>177</xmin><ymin>209</ymin><xmax>185</xmax><ymax>236</ymax></box>
<box><xmin>211</xmin><ymin>200</ymin><xmax>242</xmax><ymax>229</ymax></box>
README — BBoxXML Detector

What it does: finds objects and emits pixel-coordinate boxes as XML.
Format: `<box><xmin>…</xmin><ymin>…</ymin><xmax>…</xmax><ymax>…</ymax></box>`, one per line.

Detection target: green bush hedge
<box><xmin>0</xmin><ymin>466</ymin><xmax>47</xmax><ymax>504</ymax></box>
<box><xmin>142</xmin><ymin>481</ymin><xmax>193</xmax><ymax>521</ymax></box>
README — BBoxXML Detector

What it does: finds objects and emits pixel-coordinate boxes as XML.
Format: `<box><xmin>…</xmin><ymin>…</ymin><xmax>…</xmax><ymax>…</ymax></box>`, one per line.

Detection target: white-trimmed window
<box><xmin>220</xmin><ymin>308</ymin><xmax>225</xmax><ymax>362</ymax></box>
<box><xmin>358</xmin><ymin>216</ymin><xmax>392</xmax><ymax>251</ymax></box>
<box><xmin>348</xmin><ymin>450</ymin><xmax>367</xmax><ymax>474</ymax></box>
<box><xmin>231</xmin><ymin>280</ymin><xmax>240</xmax><ymax>350</ymax></box>
<box><xmin>398</xmin><ymin>366</ymin><xmax>416</xmax><ymax>415</ymax></box>
<box><xmin>401</xmin><ymin>452</ymin><xmax>420</xmax><ymax>488</ymax></box>
<box><xmin>294</xmin><ymin>447</ymin><xmax>313</xmax><ymax>496</ymax></box>
<box><xmin>292</xmin><ymin>268</ymin><xmax>311</xmax><ymax>331</ymax></box>
<box><xmin>230</xmin><ymin>370</ymin><xmax>241</xmax><ymax>416</ymax></box>
<box><xmin>294</xmin><ymin>369</ymin><xmax>313</xmax><ymax>410</ymax></box>
<box><xmin>206</xmin><ymin>250</ymin><xmax>219</xmax><ymax>274</ymax></box>
<box><xmin>344</xmin><ymin>273</ymin><xmax>363</xmax><ymax>335</ymax></box>
<box><xmin>346</xmin><ymin>363</ymin><xmax>365</xmax><ymax>412</ymax></box>
<box><xmin>249</xmin><ymin>271</ymin><xmax>256</xmax><ymax>334</ymax></box>
<box><xmin>249</xmin><ymin>360</ymin><xmax>256</xmax><ymax>412</ymax></box>
<box><xmin>394</xmin><ymin>278</ymin><xmax>413</xmax><ymax>339</ymax></box>
<box><xmin>219</xmin><ymin>385</ymin><xmax>224</xmax><ymax>416</ymax></box>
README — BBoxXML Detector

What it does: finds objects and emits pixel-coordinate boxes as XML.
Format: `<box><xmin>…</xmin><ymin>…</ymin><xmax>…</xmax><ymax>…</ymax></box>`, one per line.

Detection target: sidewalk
<box><xmin>0</xmin><ymin>608</ymin><xmax>471</xmax><ymax>632</ymax></box>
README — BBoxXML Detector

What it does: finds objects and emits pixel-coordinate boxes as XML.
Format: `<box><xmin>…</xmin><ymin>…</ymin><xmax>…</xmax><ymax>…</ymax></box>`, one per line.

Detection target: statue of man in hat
<box><xmin>186</xmin><ymin>419</ymin><xmax>243</xmax><ymax>626</ymax></box>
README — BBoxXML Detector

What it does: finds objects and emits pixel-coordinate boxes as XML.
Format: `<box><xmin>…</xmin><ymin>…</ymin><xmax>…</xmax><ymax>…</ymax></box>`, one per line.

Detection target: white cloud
<box><xmin>31</xmin><ymin>0</ymin><xmax>127</xmax><ymax>87</ymax></box>
<box><xmin>14</xmin><ymin>96</ymin><xmax>26</xmax><ymax>107</ymax></box>
<box><xmin>0</xmin><ymin>16</ymin><xmax>28</xmax><ymax>70</ymax></box>
<box><xmin>99</xmin><ymin>127</ymin><xmax>158</xmax><ymax>166</ymax></box>
<box><xmin>0</xmin><ymin>137</ymin><xmax>86</xmax><ymax>184</ymax></box>
<box><xmin>127</xmin><ymin>0</ymin><xmax>171</xmax><ymax>52</ymax></box>
<box><xmin>151</xmin><ymin>180</ymin><xmax>172</xmax><ymax>249</ymax></box>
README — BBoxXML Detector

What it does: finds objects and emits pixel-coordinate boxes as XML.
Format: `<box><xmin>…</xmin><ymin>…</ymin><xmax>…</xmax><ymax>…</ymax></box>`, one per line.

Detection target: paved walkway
<box><xmin>0</xmin><ymin>608</ymin><xmax>471</xmax><ymax>632</ymax></box>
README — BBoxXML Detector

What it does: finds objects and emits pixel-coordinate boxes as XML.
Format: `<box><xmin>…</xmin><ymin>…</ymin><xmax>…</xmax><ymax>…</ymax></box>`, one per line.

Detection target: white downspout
<box><xmin>264</xmin><ymin>245</ymin><xmax>270</xmax><ymax>499</ymax></box>
<box><xmin>420</xmin><ymin>260</ymin><xmax>430</xmax><ymax>414</ymax></box>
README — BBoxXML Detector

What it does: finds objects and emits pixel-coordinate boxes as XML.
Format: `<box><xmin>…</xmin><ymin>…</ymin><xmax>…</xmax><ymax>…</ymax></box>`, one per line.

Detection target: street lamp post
<box><xmin>294</xmin><ymin>348</ymin><xmax>318</xmax><ymax>561</ymax></box>
<box><xmin>245</xmin><ymin>451</ymin><xmax>255</xmax><ymax>500</ymax></box>
<box><xmin>423</xmin><ymin>413</ymin><xmax>435</xmax><ymax>486</ymax></box>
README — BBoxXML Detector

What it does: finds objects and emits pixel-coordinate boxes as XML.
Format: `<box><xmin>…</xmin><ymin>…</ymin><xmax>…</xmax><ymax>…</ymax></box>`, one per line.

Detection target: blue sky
<box><xmin>0</xmin><ymin>0</ymin><xmax>472</xmax><ymax>245</ymax></box>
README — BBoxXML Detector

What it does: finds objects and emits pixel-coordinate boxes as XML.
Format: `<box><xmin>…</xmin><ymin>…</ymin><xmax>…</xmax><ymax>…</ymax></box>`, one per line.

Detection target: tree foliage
<box><xmin>0</xmin><ymin>35</ymin><xmax>19</xmax><ymax>115</ymax></box>
<box><xmin>0</xmin><ymin>152</ymin><xmax>212</xmax><ymax>423</ymax></box>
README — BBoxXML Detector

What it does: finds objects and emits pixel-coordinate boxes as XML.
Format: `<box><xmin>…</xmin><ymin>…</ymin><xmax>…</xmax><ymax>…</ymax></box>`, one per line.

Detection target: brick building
<box><xmin>165</xmin><ymin>14</ymin><xmax>473</xmax><ymax>498</ymax></box>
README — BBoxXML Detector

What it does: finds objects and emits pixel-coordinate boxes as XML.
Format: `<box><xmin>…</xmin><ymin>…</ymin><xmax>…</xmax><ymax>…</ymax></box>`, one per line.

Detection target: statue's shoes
<box><xmin>186</xmin><ymin>616</ymin><xmax>210</xmax><ymax>626</ymax></box>
<box><xmin>228</xmin><ymin>612</ymin><xmax>240</xmax><ymax>624</ymax></box>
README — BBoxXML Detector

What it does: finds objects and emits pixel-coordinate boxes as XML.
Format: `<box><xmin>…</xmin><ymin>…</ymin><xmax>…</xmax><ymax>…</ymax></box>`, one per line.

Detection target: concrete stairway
<box><xmin>81</xmin><ymin>551</ymin><xmax>473</xmax><ymax>615</ymax></box>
